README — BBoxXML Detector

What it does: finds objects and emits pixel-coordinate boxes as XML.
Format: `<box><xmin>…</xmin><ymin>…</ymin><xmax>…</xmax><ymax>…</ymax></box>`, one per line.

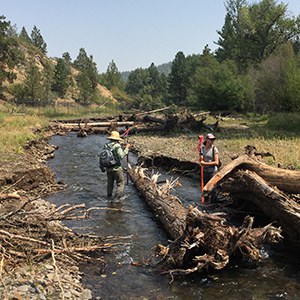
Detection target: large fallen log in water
<box><xmin>219</xmin><ymin>170</ymin><xmax>300</xmax><ymax>249</ymax></box>
<box><xmin>202</xmin><ymin>152</ymin><xmax>300</xmax><ymax>249</ymax></box>
<box><xmin>128</xmin><ymin>166</ymin><xmax>187</xmax><ymax>239</ymax></box>
<box><xmin>128</xmin><ymin>165</ymin><xmax>282</xmax><ymax>276</ymax></box>
<box><xmin>204</xmin><ymin>154</ymin><xmax>300</xmax><ymax>194</ymax></box>
<box><xmin>54</xmin><ymin>121</ymin><xmax>134</xmax><ymax>129</ymax></box>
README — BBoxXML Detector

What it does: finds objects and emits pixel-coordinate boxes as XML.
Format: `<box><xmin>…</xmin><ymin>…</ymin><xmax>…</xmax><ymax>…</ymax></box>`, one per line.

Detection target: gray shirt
<box><xmin>200</xmin><ymin>146</ymin><xmax>219</xmax><ymax>173</ymax></box>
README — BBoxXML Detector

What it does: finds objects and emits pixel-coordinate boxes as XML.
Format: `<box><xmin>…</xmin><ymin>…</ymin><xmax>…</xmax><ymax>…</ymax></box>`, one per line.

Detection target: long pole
<box><xmin>121</xmin><ymin>128</ymin><xmax>131</xmax><ymax>185</ymax></box>
<box><xmin>198</xmin><ymin>135</ymin><xmax>205</xmax><ymax>203</ymax></box>
<box><xmin>126</xmin><ymin>151</ymin><xmax>129</xmax><ymax>185</ymax></box>
<box><xmin>200</xmin><ymin>164</ymin><xmax>205</xmax><ymax>203</ymax></box>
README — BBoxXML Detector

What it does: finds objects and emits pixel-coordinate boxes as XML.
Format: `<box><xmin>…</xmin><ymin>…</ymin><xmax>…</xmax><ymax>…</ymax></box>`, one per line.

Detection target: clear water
<box><xmin>47</xmin><ymin>133</ymin><xmax>300</xmax><ymax>300</ymax></box>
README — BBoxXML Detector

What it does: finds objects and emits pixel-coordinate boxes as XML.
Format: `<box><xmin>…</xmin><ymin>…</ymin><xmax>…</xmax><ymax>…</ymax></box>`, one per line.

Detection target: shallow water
<box><xmin>47</xmin><ymin>133</ymin><xmax>300</xmax><ymax>300</ymax></box>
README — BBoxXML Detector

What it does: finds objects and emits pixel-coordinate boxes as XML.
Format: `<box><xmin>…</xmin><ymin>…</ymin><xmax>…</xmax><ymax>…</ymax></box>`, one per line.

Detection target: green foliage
<box><xmin>100</xmin><ymin>60</ymin><xmax>124</xmax><ymax>90</ymax></box>
<box><xmin>31</xmin><ymin>25</ymin><xmax>47</xmax><ymax>54</ymax></box>
<box><xmin>12</xmin><ymin>59</ymin><xmax>54</xmax><ymax>106</ymax></box>
<box><xmin>62</xmin><ymin>52</ymin><xmax>72</xmax><ymax>64</ymax></box>
<box><xmin>254</xmin><ymin>43</ymin><xmax>300</xmax><ymax>112</ymax></box>
<box><xmin>189</xmin><ymin>58</ymin><xmax>253</xmax><ymax>111</ymax></box>
<box><xmin>216</xmin><ymin>0</ymin><xmax>300</xmax><ymax>69</ymax></box>
<box><xmin>0</xmin><ymin>15</ymin><xmax>23</xmax><ymax>94</ymax></box>
<box><xmin>167</xmin><ymin>51</ymin><xmax>188</xmax><ymax>105</ymax></box>
<box><xmin>266</xmin><ymin>113</ymin><xmax>300</xmax><ymax>133</ymax></box>
<box><xmin>73</xmin><ymin>48</ymin><xmax>99</xmax><ymax>104</ymax></box>
<box><xmin>111</xmin><ymin>87</ymin><xmax>133</xmax><ymax>108</ymax></box>
<box><xmin>125</xmin><ymin>63</ymin><xmax>168</xmax><ymax>109</ymax></box>
<box><xmin>52</xmin><ymin>58</ymin><xmax>71</xmax><ymax>98</ymax></box>
<box><xmin>19</xmin><ymin>26</ymin><xmax>31</xmax><ymax>43</ymax></box>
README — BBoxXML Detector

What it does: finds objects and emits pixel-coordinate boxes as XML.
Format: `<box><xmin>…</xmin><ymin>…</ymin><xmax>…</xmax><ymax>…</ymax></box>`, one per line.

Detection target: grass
<box><xmin>0</xmin><ymin>114</ymin><xmax>47</xmax><ymax>153</ymax></box>
<box><xmin>0</xmin><ymin>102</ymin><xmax>299</xmax><ymax>170</ymax></box>
<box><xmin>129</xmin><ymin>113</ymin><xmax>300</xmax><ymax>170</ymax></box>
<box><xmin>0</xmin><ymin>102</ymin><xmax>120</xmax><ymax>155</ymax></box>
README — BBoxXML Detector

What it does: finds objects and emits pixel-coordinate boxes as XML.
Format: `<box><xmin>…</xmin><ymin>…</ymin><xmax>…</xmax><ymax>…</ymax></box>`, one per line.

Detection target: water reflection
<box><xmin>47</xmin><ymin>133</ymin><xmax>300</xmax><ymax>300</ymax></box>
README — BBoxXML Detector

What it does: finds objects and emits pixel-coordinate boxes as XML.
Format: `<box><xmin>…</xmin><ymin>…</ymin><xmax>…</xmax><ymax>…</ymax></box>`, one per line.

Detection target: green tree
<box><xmin>62</xmin><ymin>52</ymin><xmax>72</xmax><ymax>64</ymax></box>
<box><xmin>254</xmin><ymin>43</ymin><xmax>300</xmax><ymax>112</ymax></box>
<box><xmin>189</xmin><ymin>56</ymin><xmax>254</xmax><ymax>111</ymax></box>
<box><xmin>31</xmin><ymin>25</ymin><xmax>47</xmax><ymax>54</ymax></box>
<box><xmin>19</xmin><ymin>26</ymin><xmax>31</xmax><ymax>43</ymax></box>
<box><xmin>41</xmin><ymin>60</ymin><xmax>54</xmax><ymax>103</ymax></box>
<box><xmin>167</xmin><ymin>51</ymin><xmax>188</xmax><ymax>105</ymax></box>
<box><xmin>101</xmin><ymin>60</ymin><xmax>124</xmax><ymax>90</ymax></box>
<box><xmin>52</xmin><ymin>58</ymin><xmax>71</xmax><ymax>98</ymax></box>
<box><xmin>216</xmin><ymin>0</ymin><xmax>300</xmax><ymax>69</ymax></box>
<box><xmin>147</xmin><ymin>63</ymin><xmax>168</xmax><ymax>103</ymax></box>
<box><xmin>13</xmin><ymin>60</ymin><xmax>43</xmax><ymax>105</ymax></box>
<box><xmin>74</xmin><ymin>48</ymin><xmax>99</xmax><ymax>104</ymax></box>
<box><xmin>76</xmin><ymin>72</ymin><xmax>95</xmax><ymax>104</ymax></box>
<box><xmin>7</xmin><ymin>23</ymin><xmax>18</xmax><ymax>37</ymax></box>
<box><xmin>125</xmin><ymin>68</ymin><xmax>150</xmax><ymax>96</ymax></box>
<box><xmin>0</xmin><ymin>15</ymin><xmax>22</xmax><ymax>95</ymax></box>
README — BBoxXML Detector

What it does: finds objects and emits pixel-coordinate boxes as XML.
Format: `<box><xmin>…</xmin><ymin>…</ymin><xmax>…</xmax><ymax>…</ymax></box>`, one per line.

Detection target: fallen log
<box><xmin>204</xmin><ymin>154</ymin><xmax>300</xmax><ymax>194</ymax></box>
<box><xmin>219</xmin><ymin>170</ymin><xmax>300</xmax><ymax>249</ymax></box>
<box><xmin>134</xmin><ymin>106</ymin><xmax>171</xmax><ymax>117</ymax></box>
<box><xmin>54</xmin><ymin>121</ymin><xmax>134</xmax><ymax>128</ymax></box>
<box><xmin>128</xmin><ymin>165</ymin><xmax>187</xmax><ymax>239</ymax></box>
<box><xmin>128</xmin><ymin>165</ymin><xmax>282</xmax><ymax>276</ymax></box>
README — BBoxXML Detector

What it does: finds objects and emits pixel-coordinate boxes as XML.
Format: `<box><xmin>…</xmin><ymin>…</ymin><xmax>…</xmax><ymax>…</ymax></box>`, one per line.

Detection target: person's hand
<box><xmin>126</xmin><ymin>143</ymin><xmax>130</xmax><ymax>150</ymax></box>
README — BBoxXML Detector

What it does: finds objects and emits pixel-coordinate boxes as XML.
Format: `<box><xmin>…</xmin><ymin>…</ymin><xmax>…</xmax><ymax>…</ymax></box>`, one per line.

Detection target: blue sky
<box><xmin>2</xmin><ymin>0</ymin><xmax>300</xmax><ymax>73</ymax></box>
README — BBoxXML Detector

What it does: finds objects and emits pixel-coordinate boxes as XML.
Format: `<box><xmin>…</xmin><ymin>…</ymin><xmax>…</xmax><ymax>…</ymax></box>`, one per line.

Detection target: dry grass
<box><xmin>0</xmin><ymin>114</ymin><xmax>47</xmax><ymax>154</ymax></box>
<box><xmin>129</xmin><ymin>116</ymin><xmax>300</xmax><ymax>170</ymax></box>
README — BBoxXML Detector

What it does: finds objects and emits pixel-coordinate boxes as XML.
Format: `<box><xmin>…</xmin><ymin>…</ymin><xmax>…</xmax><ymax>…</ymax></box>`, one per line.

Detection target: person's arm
<box><xmin>117</xmin><ymin>143</ymin><xmax>130</xmax><ymax>159</ymax></box>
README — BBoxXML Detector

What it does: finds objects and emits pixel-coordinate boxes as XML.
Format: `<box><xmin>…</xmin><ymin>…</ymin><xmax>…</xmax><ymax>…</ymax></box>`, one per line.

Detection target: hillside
<box><xmin>2</xmin><ymin>40</ymin><xmax>117</xmax><ymax>105</ymax></box>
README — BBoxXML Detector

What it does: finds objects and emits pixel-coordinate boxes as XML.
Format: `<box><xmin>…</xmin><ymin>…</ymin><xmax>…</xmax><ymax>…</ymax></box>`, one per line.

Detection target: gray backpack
<box><xmin>99</xmin><ymin>144</ymin><xmax>117</xmax><ymax>171</ymax></box>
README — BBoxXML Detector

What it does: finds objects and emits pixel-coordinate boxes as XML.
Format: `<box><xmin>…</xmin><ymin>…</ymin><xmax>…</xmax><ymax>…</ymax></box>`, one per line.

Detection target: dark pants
<box><xmin>203</xmin><ymin>171</ymin><xmax>216</xmax><ymax>186</ymax></box>
<box><xmin>107</xmin><ymin>168</ymin><xmax>125</xmax><ymax>198</ymax></box>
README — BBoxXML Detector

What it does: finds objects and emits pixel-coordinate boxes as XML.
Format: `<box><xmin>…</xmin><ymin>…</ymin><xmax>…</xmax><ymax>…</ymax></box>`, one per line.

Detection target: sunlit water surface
<box><xmin>47</xmin><ymin>133</ymin><xmax>300</xmax><ymax>300</ymax></box>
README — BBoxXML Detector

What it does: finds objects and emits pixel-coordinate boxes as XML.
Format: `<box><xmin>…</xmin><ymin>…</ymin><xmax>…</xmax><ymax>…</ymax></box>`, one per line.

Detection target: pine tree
<box><xmin>62</xmin><ymin>52</ymin><xmax>72</xmax><ymax>64</ymax></box>
<box><xmin>0</xmin><ymin>15</ymin><xmax>22</xmax><ymax>94</ymax></box>
<box><xmin>52</xmin><ymin>58</ymin><xmax>71</xmax><ymax>98</ymax></box>
<box><xmin>168</xmin><ymin>51</ymin><xmax>188</xmax><ymax>105</ymax></box>
<box><xmin>102</xmin><ymin>60</ymin><xmax>124</xmax><ymax>89</ymax></box>
<box><xmin>74</xmin><ymin>48</ymin><xmax>99</xmax><ymax>103</ymax></box>
<box><xmin>19</xmin><ymin>26</ymin><xmax>31</xmax><ymax>43</ymax></box>
<box><xmin>31</xmin><ymin>25</ymin><xmax>47</xmax><ymax>54</ymax></box>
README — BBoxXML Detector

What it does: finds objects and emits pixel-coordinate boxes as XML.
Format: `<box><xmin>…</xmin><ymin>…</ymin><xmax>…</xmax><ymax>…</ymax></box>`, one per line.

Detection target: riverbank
<box><xmin>0</xmin><ymin>136</ymin><xmax>95</xmax><ymax>300</ymax></box>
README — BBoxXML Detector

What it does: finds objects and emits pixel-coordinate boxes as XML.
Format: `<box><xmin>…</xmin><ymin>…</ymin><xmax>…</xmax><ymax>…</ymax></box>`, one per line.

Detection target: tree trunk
<box><xmin>220</xmin><ymin>170</ymin><xmax>300</xmax><ymax>249</ymax></box>
<box><xmin>128</xmin><ymin>165</ymin><xmax>282</xmax><ymax>275</ymax></box>
<box><xmin>204</xmin><ymin>154</ymin><xmax>300</xmax><ymax>195</ymax></box>
<box><xmin>128</xmin><ymin>166</ymin><xmax>187</xmax><ymax>240</ymax></box>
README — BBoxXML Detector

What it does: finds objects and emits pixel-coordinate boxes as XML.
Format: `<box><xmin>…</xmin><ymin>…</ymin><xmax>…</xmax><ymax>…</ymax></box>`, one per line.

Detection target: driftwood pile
<box><xmin>0</xmin><ymin>192</ymin><xmax>127</xmax><ymax>271</ymax></box>
<box><xmin>51</xmin><ymin>108</ymin><xmax>219</xmax><ymax>137</ymax></box>
<box><xmin>204</xmin><ymin>151</ymin><xmax>300</xmax><ymax>249</ymax></box>
<box><xmin>128</xmin><ymin>165</ymin><xmax>282</xmax><ymax>277</ymax></box>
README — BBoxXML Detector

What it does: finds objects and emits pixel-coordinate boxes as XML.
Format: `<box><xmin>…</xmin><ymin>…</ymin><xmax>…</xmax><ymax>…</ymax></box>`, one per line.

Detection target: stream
<box><xmin>47</xmin><ymin>132</ymin><xmax>300</xmax><ymax>300</ymax></box>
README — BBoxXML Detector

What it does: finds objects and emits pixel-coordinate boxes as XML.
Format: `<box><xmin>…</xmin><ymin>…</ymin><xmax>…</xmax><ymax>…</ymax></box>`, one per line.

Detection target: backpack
<box><xmin>212</xmin><ymin>146</ymin><xmax>222</xmax><ymax>169</ymax></box>
<box><xmin>99</xmin><ymin>144</ymin><xmax>118</xmax><ymax>171</ymax></box>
